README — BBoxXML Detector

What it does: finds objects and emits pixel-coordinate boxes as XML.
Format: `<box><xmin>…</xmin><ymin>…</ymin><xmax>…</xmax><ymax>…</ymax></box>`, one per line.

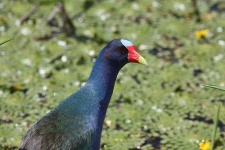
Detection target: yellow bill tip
<box><xmin>138</xmin><ymin>56</ymin><xmax>148</xmax><ymax>66</ymax></box>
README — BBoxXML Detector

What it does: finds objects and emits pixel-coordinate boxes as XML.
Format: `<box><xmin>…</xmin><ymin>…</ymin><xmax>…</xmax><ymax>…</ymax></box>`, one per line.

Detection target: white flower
<box><xmin>61</xmin><ymin>55</ymin><xmax>67</xmax><ymax>62</ymax></box>
<box><xmin>21</xmin><ymin>27</ymin><xmax>31</xmax><ymax>36</ymax></box>
<box><xmin>57</xmin><ymin>40</ymin><xmax>67</xmax><ymax>47</ymax></box>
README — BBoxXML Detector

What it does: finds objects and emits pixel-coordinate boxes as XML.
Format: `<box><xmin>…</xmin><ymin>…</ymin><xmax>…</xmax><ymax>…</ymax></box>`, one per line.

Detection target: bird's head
<box><xmin>101</xmin><ymin>39</ymin><xmax>147</xmax><ymax>66</ymax></box>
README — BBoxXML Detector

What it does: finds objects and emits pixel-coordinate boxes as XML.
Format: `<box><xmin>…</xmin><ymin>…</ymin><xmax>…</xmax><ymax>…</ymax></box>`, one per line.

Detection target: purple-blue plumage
<box><xmin>19</xmin><ymin>39</ymin><xmax>147</xmax><ymax>150</ymax></box>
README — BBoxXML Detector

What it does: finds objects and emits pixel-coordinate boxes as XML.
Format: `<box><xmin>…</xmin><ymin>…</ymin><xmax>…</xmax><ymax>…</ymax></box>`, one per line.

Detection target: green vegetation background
<box><xmin>0</xmin><ymin>0</ymin><xmax>225</xmax><ymax>149</ymax></box>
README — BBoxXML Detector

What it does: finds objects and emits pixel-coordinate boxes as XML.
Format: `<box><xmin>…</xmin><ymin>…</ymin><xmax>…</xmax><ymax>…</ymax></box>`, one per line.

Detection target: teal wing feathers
<box><xmin>20</xmin><ymin>100</ymin><xmax>98</xmax><ymax>150</ymax></box>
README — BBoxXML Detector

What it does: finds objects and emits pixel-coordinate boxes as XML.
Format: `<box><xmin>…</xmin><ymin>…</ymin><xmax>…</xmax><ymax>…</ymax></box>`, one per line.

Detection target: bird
<box><xmin>19</xmin><ymin>39</ymin><xmax>147</xmax><ymax>150</ymax></box>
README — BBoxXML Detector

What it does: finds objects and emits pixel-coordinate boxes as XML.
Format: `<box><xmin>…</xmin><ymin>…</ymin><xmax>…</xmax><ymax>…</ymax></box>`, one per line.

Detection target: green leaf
<box><xmin>0</xmin><ymin>38</ymin><xmax>14</xmax><ymax>46</ymax></box>
<box><xmin>200</xmin><ymin>84</ymin><xmax>225</xmax><ymax>91</ymax></box>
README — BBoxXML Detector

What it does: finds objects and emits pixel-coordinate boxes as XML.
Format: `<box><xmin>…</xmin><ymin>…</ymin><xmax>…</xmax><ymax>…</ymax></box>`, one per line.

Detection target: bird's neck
<box><xmin>87</xmin><ymin>57</ymin><xmax>124</xmax><ymax>147</ymax></box>
<box><xmin>87</xmin><ymin>58</ymin><xmax>123</xmax><ymax>105</ymax></box>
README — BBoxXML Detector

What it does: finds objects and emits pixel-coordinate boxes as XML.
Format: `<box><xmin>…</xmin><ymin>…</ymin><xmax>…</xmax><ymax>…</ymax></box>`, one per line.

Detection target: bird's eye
<box><xmin>117</xmin><ymin>47</ymin><xmax>125</xmax><ymax>54</ymax></box>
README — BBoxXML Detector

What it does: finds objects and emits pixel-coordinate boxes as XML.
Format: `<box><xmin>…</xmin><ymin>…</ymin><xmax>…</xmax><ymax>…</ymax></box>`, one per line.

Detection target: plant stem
<box><xmin>210</xmin><ymin>105</ymin><xmax>220</xmax><ymax>150</ymax></box>
<box><xmin>192</xmin><ymin>0</ymin><xmax>201</xmax><ymax>22</ymax></box>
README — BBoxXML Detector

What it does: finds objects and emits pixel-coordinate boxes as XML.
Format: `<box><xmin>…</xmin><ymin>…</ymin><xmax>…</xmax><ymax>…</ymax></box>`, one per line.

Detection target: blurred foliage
<box><xmin>0</xmin><ymin>0</ymin><xmax>225</xmax><ymax>149</ymax></box>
